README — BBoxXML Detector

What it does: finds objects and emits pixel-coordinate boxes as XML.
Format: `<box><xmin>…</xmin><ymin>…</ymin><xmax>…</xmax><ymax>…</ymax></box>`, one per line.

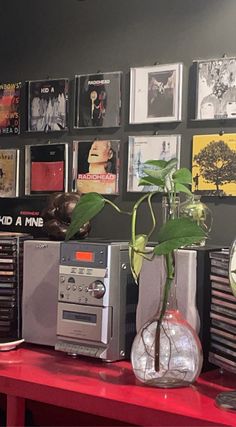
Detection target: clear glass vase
<box><xmin>131</xmin><ymin>260</ymin><xmax>203</xmax><ymax>388</ymax></box>
<box><xmin>179</xmin><ymin>195</ymin><xmax>212</xmax><ymax>246</ymax></box>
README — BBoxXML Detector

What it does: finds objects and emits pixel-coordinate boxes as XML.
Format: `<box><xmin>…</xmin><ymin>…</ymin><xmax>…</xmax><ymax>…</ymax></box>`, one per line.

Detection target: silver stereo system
<box><xmin>22</xmin><ymin>240</ymin><xmax>61</xmax><ymax>346</ymax></box>
<box><xmin>55</xmin><ymin>240</ymin><xmax>138</xmax><ymax>361</ymax></box>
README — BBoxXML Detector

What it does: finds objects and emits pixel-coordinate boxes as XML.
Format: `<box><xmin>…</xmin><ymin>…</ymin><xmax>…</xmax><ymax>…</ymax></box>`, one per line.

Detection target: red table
<box><xmin>0</xmin><ymin>345</ymin><xmax>235</xmax><ymax>427</ymax></box>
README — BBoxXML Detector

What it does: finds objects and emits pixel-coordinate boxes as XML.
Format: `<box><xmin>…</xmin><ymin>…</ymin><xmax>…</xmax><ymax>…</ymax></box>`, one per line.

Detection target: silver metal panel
<box><xmin>57</xmin><ymin>302</ymin><xmax>112</xmax><ymax>344</ymax></box>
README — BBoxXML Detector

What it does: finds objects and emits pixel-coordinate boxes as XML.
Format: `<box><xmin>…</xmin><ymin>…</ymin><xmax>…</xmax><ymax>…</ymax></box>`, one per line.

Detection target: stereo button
<box><xmin>88</xmin><ymin>280</ymin><xmax>105</xmax><ymax>299</ymax></box>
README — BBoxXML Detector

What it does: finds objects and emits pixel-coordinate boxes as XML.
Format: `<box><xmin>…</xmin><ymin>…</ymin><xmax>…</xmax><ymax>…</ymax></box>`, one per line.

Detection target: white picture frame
<box><xmin>195</xmin><ymin>57</ymin><xmax>236</xmax><ymax>120</ymax></box>
<box><xmin>127</xmin><ymin>135</ymin><xmax>181</xmax><ymax>192</ymax></box>
<box><xmin>129</xmin><ymin>63</ymin><xmax>183</xmax><ymax>124</ymax></box>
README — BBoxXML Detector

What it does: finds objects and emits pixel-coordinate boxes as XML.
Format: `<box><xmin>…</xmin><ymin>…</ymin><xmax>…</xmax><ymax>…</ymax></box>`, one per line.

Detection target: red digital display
<box><xmin>75</xmin><ymin>251</ymin><xmax>94</xmax><ymax>262</ymax></box>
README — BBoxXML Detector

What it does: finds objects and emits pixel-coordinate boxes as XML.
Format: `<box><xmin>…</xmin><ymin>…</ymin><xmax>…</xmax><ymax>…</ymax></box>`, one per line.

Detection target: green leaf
<box><xmin>175</xmin><ymin>182</ymin><xmax>192</xmax><ymax>195</ymax></box>
<box><xmin>154</xmin><ymin>236</ymin><xmax>204</xmax><ymax>255</ymax></box>
<box><xmin>144</xmin><ymin>160</ymin><xmax>167</xmax><ymax>169</ymax></box>
<box><xmin>173</xmin><ymin>168</ymin><xmax>192</xmax><ymax>184</ymax></box>
<box><xmin>154</xmin><ymin>217</ymin><xmax>205</xmax><ymax>255</ymax></box>
<box><xmin>165</xmin><ymin>158</ymin><xmax>178</xmax><ymax>170</ymax></box>
<box><xmin>138</xmin><ymin>176</ymin><xmax>164</xmax><ymax>187</ymax></box>
<box><xmin>129</xmin><ymin>234</ymin><xmax>148</xmax><ymax>284</ymax></box>
<box><xmin>144</xmin><ymin>158</ymin><xmax>177</xmax><ymax>179</ymax></box>
<box><xmin>66</xmin><ymin>193</ymin><xmax>105</xmax><ymax>240</ymax></box>
<box><xmin>143</xmin><ymin>167</ymin><xmax>166</xmax><ymax>180</ymax></box>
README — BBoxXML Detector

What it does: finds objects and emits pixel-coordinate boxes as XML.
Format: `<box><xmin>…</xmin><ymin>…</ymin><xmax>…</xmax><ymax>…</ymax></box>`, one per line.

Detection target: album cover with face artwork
<box><xmin>25</xmin><ymin>142</ymin><xmax>68</xmax><ymax>195</ymax></box>
<box><xmin>73</xmin><ymin>139</ymin><xmax>120</xmax><ymax>194</ymax></box>
<box><xmin>27</xmin><ymin>78</ymin><xmax>69</xmax><ymax>132</ymax></box>
<box><xmin>74</xmin><ymin>72</ymin><xmax>122</xmax><ymax>128</ymax></box>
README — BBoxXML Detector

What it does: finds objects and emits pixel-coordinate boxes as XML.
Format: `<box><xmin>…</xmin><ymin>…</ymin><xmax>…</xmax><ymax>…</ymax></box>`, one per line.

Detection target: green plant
<box><xmin>66</xmin><ymin>158</ymin><xmax>206</xmax><ymax>370</ymax></box>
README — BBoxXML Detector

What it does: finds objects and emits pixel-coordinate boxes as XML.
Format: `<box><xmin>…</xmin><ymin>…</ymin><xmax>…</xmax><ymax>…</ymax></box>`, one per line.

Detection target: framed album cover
<box><xmin>25</xmin><ymin>142</ymin><xmax>68</xmax><ymax>195</ymax></box>
<box><xmin>195</xmin><ymin>57</ymin><xmax>236</xmax><ymax>120</ymax></box>
<box><xmin>0</xmin><ymin>82</ymin><xmax>21</xmax><ymax>135</ymax></box>
<box><xmin>74</xmin><ymin>72</ymin><xmax>122</xmax><ymax>128</ymax></box>
<box><xmin>73</xmin><ymin>139</ymin><xmax>120</xmax><ymax>194</ymax></box>
<box><xmin>129</xmin><ymin>63</ymin><xmax>183</xmax><ymax>124</ymax></box>
<box><xmin>127</xmin><ymin>135</ymin><xmax>181</xmax><ymax>192</ymax></box>
<box><xmin>27</xmin><ymin>78</ymin><xmax>69</xmax><ymax>132</ymax></box>
<box><xmin>192</xmin><ymin>133</ymin><xmax>236</xmax><ymax>196</ymax></box>
<box><xmin>0</xmin><ymin>149</ymin><xmax>20</xmax><ymax>197</ymax></box>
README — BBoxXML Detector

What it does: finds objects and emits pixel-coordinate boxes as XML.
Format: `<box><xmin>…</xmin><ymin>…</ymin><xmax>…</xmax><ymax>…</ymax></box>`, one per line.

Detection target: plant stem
<box><xmin>104</xmin><ymin>199</ymin><xmax>132</xmax><ymax>216</ymax></box>
<box><xmin>131</xmin><ymin>192</ymin><xmax>159</xmax><ymax>243</ymax></box>
<box><xmin>154</xmin><ymin>252</ymin><xmax>175</xmax><ymax>371</ymax></box>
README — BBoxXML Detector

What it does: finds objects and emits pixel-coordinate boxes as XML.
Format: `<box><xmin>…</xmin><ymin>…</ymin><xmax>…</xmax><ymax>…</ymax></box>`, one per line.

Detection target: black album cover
<box><xmin>27</xmin><ymin>78</ymin><xmax>69</xmax><ymax>132</ymax></box>
<box><xmin>75</xmin><ymin>72</ymin><xmax>122</xmax><ymax>128</ymax></box>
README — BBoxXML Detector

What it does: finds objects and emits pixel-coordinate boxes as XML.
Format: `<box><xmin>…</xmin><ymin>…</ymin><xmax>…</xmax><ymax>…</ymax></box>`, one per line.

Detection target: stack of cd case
<box><xmin>208</xmin><ymin>248</ymin><xmax>236</xmax><ymax>373</ymax></box>
<box><xmin>0</xmin><ymin>232</ymin><xmax>32</xmax><ymax>342</ymax></box>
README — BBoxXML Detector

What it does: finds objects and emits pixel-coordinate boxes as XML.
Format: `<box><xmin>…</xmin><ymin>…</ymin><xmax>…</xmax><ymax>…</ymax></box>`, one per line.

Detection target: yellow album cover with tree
<box><xmin>192</xmin><ymin>133</ymin><xmax>236</xmax><ymax>196</ymax></box>
<box><xmin>0</xmin><ymin>149</ymin><xmax>20</xmax><ymax>197</ymax></box>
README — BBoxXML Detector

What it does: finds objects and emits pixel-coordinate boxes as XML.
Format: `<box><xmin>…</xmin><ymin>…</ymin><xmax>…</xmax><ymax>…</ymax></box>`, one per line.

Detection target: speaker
<box><xmin>22</xmin><ymin>240</ymin><xmax>61</xmax><ymax>346</ymax></box>
<box><xmin>137</xmin><ymin>246</ymin><xmax>224</xmax><ymax>370</ymax></box>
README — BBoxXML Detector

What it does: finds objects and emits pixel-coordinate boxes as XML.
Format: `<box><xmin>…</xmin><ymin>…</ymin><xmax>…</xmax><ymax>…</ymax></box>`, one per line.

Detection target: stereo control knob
<box><xmin>88</xmin><ymin>280</ymin><xmax>105</xmax><ymax>299</ymax></box>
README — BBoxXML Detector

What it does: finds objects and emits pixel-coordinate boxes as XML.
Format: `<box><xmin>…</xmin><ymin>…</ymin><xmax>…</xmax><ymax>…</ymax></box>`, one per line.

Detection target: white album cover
<box><xmin>129</xmin><ymin>63</ymin><xmax>183</xmax><ymax>124</ymax></box>
<box><xmin>195</xmin><ymin>57</ymin><xmax>236</xmax><ymax>120</ymax></box>
<box><xmin>127</xmin><ymin>135</ymin><xmax>181</xmax><ymax>192</ymax></box>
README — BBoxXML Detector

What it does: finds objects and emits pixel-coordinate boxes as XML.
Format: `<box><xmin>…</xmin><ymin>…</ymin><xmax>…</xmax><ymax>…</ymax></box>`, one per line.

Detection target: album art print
<box><xmin>0</xmin><ymin>149</ymin><xmax>20</xmax><ymax>197</ymax></box>
<box><xmin>25</xmin><ymin>143</ymin><xmax>68</xmax><ymax>195</ymax></box>
<box><xmin>127</xmin><ymin>135</ymin><xmax>181</xmax><ymax>192</ymax></box>
<box><xmin>75</xmin><ymin>72</ymin><xmax>122</xmax><ymax>128</ymax></box>
<box><xmin>192</xmin><ymin>133</ymin><xmax>236</xmax><ymax>196</ymax></box>
<box><xmin>0</xmin><ymin>82</ymin><xmax>21</xmax><ymax>135</ymax></box>
<box><xmin>195</xmin><ymin>57</ymin><xmax>236</xmax><ymax>120</ymax></box>
<box><xmin>27</xmin><ymin>78</ymin><xmax>69</xmax><ymax>132</ymax></box>
<box><xmin>73</xmin><ymin>139</ymin><xmax>120</xmax><ymax>194</ymax></box>
<box><xmin>129</xmin><ymin>63</ymin><xmax>183</xmax><ymax>124</ymax></box>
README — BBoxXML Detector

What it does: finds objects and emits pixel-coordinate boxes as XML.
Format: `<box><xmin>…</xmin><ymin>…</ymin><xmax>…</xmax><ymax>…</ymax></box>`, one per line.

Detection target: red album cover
<box><xmin>31</xmin><ymin>161</ymin><xmax>64</xmax><ymax>192</ymax></box>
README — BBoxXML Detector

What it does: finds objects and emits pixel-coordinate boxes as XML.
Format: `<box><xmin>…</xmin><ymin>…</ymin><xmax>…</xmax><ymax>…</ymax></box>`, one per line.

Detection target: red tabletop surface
<box><xmin>0</xmin><ymin>344</ymin><xmax>235</xmax><ymax>426</ymax></box>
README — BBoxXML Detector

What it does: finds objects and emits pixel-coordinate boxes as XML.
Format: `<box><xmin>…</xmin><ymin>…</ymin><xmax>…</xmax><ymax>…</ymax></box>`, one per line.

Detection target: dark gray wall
<box><xmin>0</xmin><ymin>0</ymin><xmax>236</xmax><ymax>245</ymax></box>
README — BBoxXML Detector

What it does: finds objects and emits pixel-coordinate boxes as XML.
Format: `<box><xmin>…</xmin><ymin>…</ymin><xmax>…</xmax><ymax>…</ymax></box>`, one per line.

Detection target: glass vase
<box><xmin>179</xmin><ymin>195</ymin><xmax>212</xmax><ymax>246</ymax></box>
<box><xmin>131</xmin><ymin>258</ymin><xmax>203</xmax><ymax>388</ymax></box>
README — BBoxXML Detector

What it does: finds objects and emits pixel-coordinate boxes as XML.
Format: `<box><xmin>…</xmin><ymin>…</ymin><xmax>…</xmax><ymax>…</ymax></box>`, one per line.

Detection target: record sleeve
<box><xmin>129</xmin><ymin>63</ymin><xmax>183</xmax><ymax>124</ymax></box>
<box><xmin>127</xmin><ymin>135</ymin><xmax>181</xmax><ymax>192</ymax></box>
<box><xmin>192</xmin><ymin>133</ymin><xmax>236</xmax><ymax>196</ymax></box>
<box><xmin>0</xmin><ymin>82</ymin><xmax>21</xmax><ymax>135</ymax></box>
<box><xmin>195</xmin><ymin>57</ymin><xmax>236</xmax><ymax>120</ymax></box>
<box><xmin>74</xmin><ymin>72</ymin><xmax>122</xmax><ymax>128</ymax></box>
<box><xmin>25</xmin><ymin>143</ymin><xmax>68</xmax><ymax>195</ymax></box>
<box><xmin>73</xmin><ymin>139</ymin><xmax>120</xmax><ymax>195</ymax></box>
<box><xmin>0</xmin><ymin>149</ymin><xmax>19</xmax><ymax>197</ymax></box>
<box><xmin>27</xmin><ymin>78</ymin><xmax>69</xmax><ymax>132</ymax></box>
